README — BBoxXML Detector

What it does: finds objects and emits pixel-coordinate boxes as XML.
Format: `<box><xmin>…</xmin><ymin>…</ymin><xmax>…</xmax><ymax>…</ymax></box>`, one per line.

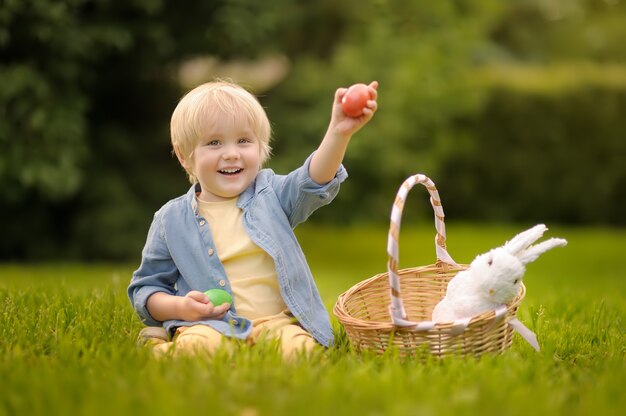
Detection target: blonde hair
<box><xmin>170</xmin><ymin>81</ymin><xmax>272</xmax><ymax>184</ymax></box>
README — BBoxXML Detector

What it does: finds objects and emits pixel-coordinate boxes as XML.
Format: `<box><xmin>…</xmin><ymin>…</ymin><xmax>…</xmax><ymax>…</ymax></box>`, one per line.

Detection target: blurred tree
<box><xmin>266</xmin><ymin>0</ymin><xmax>503</xmax><ymax>222</ymax></box>
<box><xmin>0</xmin><ymin>0</ymin><xmax>386</xmax><ymax>259</ymax></box>
<box><xmin>436</xmin><ymin>0</ymin><xmax>626</xmax><ymax>226</ymax></box>
<box><xmin>439</xmin><ymin>81</ymin><xmax>626</xmax><ymax>225</ymax></box>
<box><xmin>1</xmin><ymin>0</ymin><xmax>624</xmax><ymax>260</ymax></box>
<box><xmin>0</xmin><ymin>0</ymin><xmax>307</xmax><ymax>259</ymax></box>
<box><xmin>491</xmin><ymin>0</ymin><xmax>626</xmax><ymax>63</ymax></box>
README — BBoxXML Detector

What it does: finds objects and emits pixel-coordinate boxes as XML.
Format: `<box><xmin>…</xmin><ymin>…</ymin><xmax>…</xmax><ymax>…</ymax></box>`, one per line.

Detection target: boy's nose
<box><xmin>222</xmin><ymin>145</ymin><xmax>240</xmax><ymax>160</ymax></box>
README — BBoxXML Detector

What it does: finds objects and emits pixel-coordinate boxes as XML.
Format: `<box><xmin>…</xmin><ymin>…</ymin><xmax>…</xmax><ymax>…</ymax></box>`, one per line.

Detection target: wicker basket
<box><xmin>333</xmin><ymin>174</ymin><xmax>528</xmax><ymax>358</ymax></box>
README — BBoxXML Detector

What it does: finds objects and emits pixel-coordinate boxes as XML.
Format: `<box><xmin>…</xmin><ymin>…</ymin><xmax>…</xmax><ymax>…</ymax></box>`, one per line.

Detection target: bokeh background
<box><xmin>1</xmin><ymin>0</ymin><xmax>625</xmax><ymax>261</ymax></box>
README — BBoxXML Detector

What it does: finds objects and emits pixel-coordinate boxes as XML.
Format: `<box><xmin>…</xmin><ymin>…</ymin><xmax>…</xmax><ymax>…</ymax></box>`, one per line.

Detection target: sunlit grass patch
<box><xmin>1</xmin><ymin>224</ymin><xmax>624</xmax><ymax>415</ymax></box>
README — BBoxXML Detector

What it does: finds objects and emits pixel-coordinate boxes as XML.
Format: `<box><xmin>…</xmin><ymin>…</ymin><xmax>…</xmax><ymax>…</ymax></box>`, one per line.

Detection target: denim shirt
<box><xmin>128</xmin><ymin>154</ymin><xmax>347</xmax><ymax>347</ymax></box>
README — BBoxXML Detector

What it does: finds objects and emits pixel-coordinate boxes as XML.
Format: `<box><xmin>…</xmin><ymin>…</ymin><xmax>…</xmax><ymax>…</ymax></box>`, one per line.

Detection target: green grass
<box><xmin>1</xmin><ymin>223</ymin><xmax>624</xmax><ymax>415</ymax></box>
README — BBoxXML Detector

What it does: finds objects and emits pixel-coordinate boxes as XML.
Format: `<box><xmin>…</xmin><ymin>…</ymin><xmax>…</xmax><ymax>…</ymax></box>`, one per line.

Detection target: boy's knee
<box><xmin>280</xmin><ymin>327</ymin><xmax>320</xmax><ymax>359</ymax></box>
<box><xmin>173</xmin><ymin>325</ymin><xmax>233</xmax><ymax>355</ymax></box>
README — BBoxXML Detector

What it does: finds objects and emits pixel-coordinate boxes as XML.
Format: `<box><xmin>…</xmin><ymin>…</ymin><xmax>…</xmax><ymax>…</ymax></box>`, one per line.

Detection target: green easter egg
<box><xmin>204</xmin><ymin>289</ymin><xmax>233</xmax><ymax>306</ymax></box>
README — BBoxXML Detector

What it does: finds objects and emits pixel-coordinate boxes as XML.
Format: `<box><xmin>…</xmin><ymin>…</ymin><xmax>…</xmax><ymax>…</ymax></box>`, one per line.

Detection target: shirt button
<box><xmin>199</xmin><ymin>220</ymin><xmax>206</xmax><ymax>226</ymax></box>
<box><xmin>208</xmin><ymin>248</ymin><xmax>215</xmax><ymax>256</ymax></box>
<box><xmin>218</xmin><ymin>280</ymin><xmax>226</xmax><ymax>287</ymax></box>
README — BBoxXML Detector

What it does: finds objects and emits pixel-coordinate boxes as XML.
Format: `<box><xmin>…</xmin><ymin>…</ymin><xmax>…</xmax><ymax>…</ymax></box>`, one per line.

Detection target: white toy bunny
<box><xmin>432</xmin><ymin>224</ymin><xmax>567</xmax><ymax>323</ymax></box>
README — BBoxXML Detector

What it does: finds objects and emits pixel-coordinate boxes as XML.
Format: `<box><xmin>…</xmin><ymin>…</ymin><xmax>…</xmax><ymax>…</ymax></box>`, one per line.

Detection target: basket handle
<box><xmin>387</xmin><ymin>174</ymin><xmax>457</xmax><ymax>321</ymax></box>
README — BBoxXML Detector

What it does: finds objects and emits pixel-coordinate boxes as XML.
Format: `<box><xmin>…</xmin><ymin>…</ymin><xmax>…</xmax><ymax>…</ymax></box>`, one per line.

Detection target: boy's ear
<box><xmin>173</xmin><ymin>145</ymin><xmax>190</xmax><ymax>169</ymax></box>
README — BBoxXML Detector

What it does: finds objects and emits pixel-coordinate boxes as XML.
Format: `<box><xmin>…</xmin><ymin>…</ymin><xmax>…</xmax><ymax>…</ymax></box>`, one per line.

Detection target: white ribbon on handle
<box><xmin>508</xmin><ymin>317</ymin><xmax>541</xmax><ymax>352</ymax></box>
<box><xmin>435</xmin><ymin>235</ymin><xmax>458</xmax><ymax>267</ymax></box>
<box><xmin>491</xmin><ymin>304</ymin><xmax>540</xmax><ymax>351</ymax></box>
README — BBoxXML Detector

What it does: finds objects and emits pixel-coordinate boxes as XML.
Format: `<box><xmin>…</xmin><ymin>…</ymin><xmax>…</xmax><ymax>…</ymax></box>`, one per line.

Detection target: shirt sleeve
<box><xmin>127</xmin><ymin>210</ymin><xmax>179</xmax><ymax>326</ymax></box>
<box><xmin>270</xmin><ymin>152</ymin><xmax>348</xmax><ymax>227</ymax></box>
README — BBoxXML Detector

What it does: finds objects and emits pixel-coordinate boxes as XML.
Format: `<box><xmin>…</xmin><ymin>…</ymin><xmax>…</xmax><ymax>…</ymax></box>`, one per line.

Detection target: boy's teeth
<box><xmin>220</xmin><ymin>168</ymin><xmax>241</xmax><ymax>174</ymax></box>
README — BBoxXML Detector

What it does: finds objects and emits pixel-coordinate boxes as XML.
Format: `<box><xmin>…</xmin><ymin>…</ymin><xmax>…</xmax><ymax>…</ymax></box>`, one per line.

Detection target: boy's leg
<box><xmin>153</xmin><ymin>324</ymin><xmax>235</xmax><ymax>357</ymax></box>
<box><xmin>251</xmin><ymin>311</ymin><xmax>320</xmax><ymax>359</ymax></box>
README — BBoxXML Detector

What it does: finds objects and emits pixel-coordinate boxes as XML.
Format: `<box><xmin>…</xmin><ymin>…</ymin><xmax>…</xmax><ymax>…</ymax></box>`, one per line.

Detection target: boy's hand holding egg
<box><xmin>341</xmin><ymin>83</ymin><xmax>372</xmax><ymax>117</ymax></box>
<box><xmin>204</xmin><ymin>289</ymin><xmax>233</xmax><ymax>306</ymax></box>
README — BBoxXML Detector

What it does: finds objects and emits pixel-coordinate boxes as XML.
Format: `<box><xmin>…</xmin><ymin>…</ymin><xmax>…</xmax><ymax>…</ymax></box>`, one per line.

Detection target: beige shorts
<box><xmin>153</xmin><ymin>310</ymin><xmax>319</xmax><ymax>359</ymax></box>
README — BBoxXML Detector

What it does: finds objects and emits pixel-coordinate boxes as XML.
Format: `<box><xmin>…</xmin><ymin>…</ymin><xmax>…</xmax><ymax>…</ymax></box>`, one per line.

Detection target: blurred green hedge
<box><xmin>1</xmin><ymin>1</ymin><xmax>624</xmax><ymax>260</ymax></box>
<box><xmin>438</xmin><ymin>65</ymin><xmax>626</xmax><ymax>226</ymax></box>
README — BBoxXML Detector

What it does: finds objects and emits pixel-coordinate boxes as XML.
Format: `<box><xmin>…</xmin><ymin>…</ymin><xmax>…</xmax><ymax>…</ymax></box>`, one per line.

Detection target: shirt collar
<box><xmin>186</xmin><ymin>181</ymin><xmax>255</xmax><ymax>213</ymax></box>
<box><xmin>187</xmin><ymin>183</ymin><xmax>200</xmax><ymax>214</ymax></box>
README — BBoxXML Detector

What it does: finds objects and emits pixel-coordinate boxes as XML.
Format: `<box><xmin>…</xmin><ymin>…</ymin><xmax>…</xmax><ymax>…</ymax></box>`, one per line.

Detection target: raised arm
<box><xmin>308</xmin><ymin>81</ymin><xmax>378</xmax><ymax>184</ymax></box>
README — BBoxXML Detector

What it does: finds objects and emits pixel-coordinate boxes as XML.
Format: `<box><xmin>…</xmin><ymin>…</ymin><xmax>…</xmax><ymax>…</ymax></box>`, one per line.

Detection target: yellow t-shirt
<box><xmin>197</xmin><ymin>197</ymin><xmax>287</xmax><ymax>320</ymax></box>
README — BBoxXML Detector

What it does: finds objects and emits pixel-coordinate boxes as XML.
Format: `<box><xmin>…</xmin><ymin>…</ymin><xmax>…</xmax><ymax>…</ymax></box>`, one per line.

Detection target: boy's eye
<box><xmin>207</xmin><ymin>139</ymin><xmax>220</xmax><ymax>146</ymax></box>
<box><xmin>238</xmin><ymin>137</ymin><xmax>251</xmax><ymax>144</ymax></box>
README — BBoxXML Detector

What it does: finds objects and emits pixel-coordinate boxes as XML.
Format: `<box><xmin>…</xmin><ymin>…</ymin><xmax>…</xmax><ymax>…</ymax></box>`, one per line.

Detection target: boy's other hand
<box><xmin>178</xmin><ymin>290</ymin><xmax>230</xmax><ymax>322</ymax></box>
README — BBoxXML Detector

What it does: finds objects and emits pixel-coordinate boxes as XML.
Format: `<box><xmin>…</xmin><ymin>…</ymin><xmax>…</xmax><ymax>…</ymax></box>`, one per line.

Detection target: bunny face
<box><xmin>471</xmin><ymin>248</ymin><xmax>525</xmax><ymax>305</ymax></box>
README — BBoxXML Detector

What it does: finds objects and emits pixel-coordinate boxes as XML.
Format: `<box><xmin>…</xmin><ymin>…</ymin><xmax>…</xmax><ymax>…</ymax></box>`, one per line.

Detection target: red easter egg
<box><xmin>341</xmin><ymin>83</ymin><xmax>371</xmax><ymax>117</ymax></box>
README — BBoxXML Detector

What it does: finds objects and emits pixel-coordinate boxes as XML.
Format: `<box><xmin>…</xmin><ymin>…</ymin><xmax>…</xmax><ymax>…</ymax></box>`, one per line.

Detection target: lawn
<box><xmin>1</xmin><ymin>223</ymin><xmax>624</xmax><ymax>415</ymax></box>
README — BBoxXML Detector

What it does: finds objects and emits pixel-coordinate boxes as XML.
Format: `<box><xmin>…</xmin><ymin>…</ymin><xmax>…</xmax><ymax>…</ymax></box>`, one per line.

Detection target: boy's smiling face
<box><xmin>188</xmin><ymin>116</ymin><xmax>261</xmax><ymax>202</ymax></box>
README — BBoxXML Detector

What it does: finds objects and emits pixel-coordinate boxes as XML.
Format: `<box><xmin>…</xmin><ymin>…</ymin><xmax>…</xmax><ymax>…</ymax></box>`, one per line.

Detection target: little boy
<box><xmin>128</xmin><ymin>80</ymin><xmax>378</xmax><ymax>357</ymax></box>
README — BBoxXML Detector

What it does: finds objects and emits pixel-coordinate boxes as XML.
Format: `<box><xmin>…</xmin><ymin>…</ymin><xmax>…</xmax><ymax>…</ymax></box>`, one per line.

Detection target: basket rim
<box><xmin>333</xmin><ymin>264</ymin><xmax>526</xmax><ymax>331</ymax></box>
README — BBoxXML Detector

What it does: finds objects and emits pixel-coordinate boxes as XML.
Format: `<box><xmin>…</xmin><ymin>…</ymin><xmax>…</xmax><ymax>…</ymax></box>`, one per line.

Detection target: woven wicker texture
<box><xmin>333</xmin><ymin>174</ymin><xmax>525</xmax><ymax>358</ymax></box>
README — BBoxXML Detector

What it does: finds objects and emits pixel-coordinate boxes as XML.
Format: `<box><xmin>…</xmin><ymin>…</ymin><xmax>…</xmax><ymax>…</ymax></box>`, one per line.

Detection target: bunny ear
<box><xmin>503</xmin><ymin>224</ymin><xmax>548</xmax><ymax>255</ymax></box>
<box><xmin>518</xmin><ymin>238</ymin><xmax>568</xmax><ymax>264</ymax></box>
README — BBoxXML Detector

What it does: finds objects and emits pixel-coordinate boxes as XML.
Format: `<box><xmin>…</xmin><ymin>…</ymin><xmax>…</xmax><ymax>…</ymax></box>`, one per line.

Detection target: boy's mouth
<box><xmin>219</xmin><ymin>168</ymin><xmax>243</xmax><ymax>176</ymax></box>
